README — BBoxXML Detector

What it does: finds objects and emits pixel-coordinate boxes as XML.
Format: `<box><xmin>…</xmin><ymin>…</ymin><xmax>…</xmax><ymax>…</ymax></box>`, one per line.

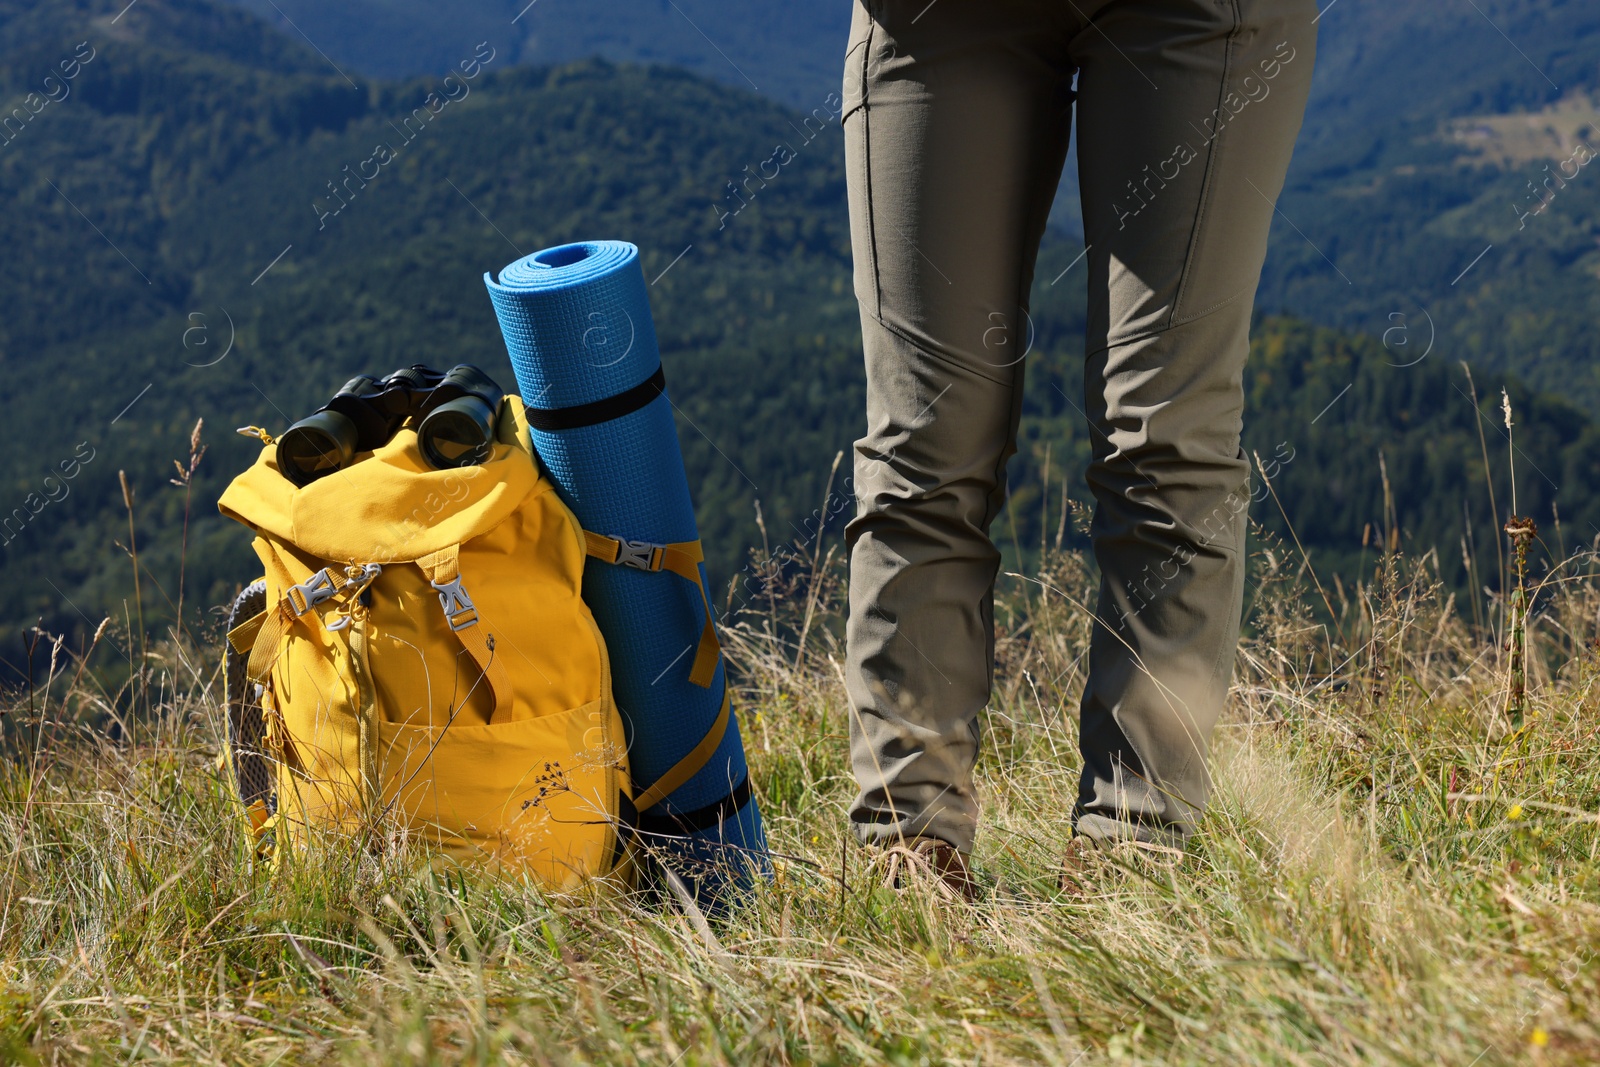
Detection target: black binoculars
<box><xmin>276</xmin><ymin>364</ymin><xmax>506</xmax><ymax>488</ymax></box>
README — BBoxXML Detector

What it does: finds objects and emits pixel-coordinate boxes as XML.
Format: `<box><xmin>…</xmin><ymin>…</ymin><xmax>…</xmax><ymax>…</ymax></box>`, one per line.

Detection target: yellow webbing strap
<box><xmin>245</xmin><ymin>609</ymin><xmax>287</xmax><ymax>684</ymax></box>
<box><xmin>227</xmin><ymin>610</ymin><xmax>267</xmax><ymax>656</ymax></box>
<box><xmin>243</xmin><ymin>800</ymin><xmax>278</xmax><ymax>862</ymax></box>
<box><xmin>631</xmin><ymin>684</ymin><xmax>732</xmax><ymax>813</ymax></box>
<box><xmin>244</xmin><ymin>565</ymin><xmax>363</xmax><ymax>684</ymax></box>
<box><xmin>582</xmin><ymin>531</ymin><xmax>721</xmax><ymax>688</ymax></box>
<box><xmin>415</xmin><ymin>546</ymin><xmax>517</xmax><ymax>723</ymax></box>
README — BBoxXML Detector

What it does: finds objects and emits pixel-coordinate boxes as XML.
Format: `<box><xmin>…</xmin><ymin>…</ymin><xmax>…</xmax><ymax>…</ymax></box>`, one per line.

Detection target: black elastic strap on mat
<box><xmin>524</xmin><ymin>365</ymin><xmax>665</xmax><ymax>431</ymax></box>
<box><xmin>634</xmin><ymin>776</ymin><xmax>751</xmax><ymax>837</ymax></box>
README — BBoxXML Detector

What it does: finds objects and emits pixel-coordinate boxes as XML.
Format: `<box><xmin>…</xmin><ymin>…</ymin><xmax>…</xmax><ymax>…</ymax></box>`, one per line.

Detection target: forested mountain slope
<box><xmin>0</xmin><ymin>0</ymin><xmax>1595</xmax><ymax>681</ymax></box>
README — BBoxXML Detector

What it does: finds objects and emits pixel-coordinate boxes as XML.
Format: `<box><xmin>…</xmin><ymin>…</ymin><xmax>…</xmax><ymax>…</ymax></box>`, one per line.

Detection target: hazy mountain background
<box><xmin>0</xmin><ymin>0</ymin><xmax>1597</xmax><ymax>681</ymax></box>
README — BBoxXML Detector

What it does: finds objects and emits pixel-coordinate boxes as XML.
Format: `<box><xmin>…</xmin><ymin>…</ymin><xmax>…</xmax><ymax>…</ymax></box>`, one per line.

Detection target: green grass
<box><xmin>2</xmin><ymin>534</ymin><xmax>1599</xmax><ymax>1064</ymax></box>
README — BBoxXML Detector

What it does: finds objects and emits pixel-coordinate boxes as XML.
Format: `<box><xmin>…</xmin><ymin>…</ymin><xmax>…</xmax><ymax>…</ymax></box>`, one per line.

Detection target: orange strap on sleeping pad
<box><xmin>582</xmin><ymin>530</ymin><xmax>721</xmax><ymax>689</ymax></box>
<box><xmin>631</xmin><ymin>684</ymin><xmax>732</xmax><ymax>814</ymax></box>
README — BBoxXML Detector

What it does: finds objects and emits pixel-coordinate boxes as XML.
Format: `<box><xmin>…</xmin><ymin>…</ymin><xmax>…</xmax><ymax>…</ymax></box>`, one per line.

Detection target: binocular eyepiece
<box><xmin>276</xmin><ymin>364</ymin><xmax>506</xmax><ymax>488</ymax></box>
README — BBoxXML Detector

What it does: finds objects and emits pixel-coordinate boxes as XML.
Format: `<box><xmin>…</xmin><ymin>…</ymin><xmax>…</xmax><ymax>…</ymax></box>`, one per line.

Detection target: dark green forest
<box><xmin>0</xmin><ymin>0</ymin><xmax>1596</xmax><ymax>683</ymax></box>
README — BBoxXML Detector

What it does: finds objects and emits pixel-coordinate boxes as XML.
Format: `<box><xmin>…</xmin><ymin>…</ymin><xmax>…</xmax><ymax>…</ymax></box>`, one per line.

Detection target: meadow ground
<box><xmin>1</xmin><ymin>527</ymin><xmax>1598</xmax><ymax>1065</ymax></box>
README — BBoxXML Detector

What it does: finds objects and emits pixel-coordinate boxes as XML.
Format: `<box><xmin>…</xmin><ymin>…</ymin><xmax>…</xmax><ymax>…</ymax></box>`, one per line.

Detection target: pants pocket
<box><xmin>843</xmin><ymin>4</ymin><xmax>881</xmax><ymax>319</ymax></box>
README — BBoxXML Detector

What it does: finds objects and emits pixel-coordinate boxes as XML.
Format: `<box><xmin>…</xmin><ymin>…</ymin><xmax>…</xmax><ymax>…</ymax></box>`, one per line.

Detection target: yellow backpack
<box><xmin>218</xmin><ymin>396</ymin><xmax>634</xmax><ymax>889</ymax></box>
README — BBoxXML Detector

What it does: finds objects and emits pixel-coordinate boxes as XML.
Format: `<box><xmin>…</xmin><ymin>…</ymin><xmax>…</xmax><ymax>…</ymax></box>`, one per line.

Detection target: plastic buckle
<box><xmin>286</xmin><ymin>569</ymin><xmax>337</xmax><ymax>616</ymax></box>
<box><xmin>429</xmin><ymin>576</ymin><xmax>479</xmax><ymax>631</ymax></box>
<box><xmin>614</xmin><ymin>539</ymin><xmax>662</xmax><ymax>571</ymax></box>
<box><xmin>347</xmin><ymin>562</ymin><xmax>384</xmax><ymax>586</ymax></box>
<box><xmin>323</xmin><ymin>564</ymin><xmax>381</xmax><ymax>632</ymax></box>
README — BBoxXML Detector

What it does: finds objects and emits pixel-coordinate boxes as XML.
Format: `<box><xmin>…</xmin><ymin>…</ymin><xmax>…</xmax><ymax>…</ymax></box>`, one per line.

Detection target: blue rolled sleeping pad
<box><xmin>484</xmin><ymin>241</ymin><xmax>769</xmax><ymax>902</ymax></box>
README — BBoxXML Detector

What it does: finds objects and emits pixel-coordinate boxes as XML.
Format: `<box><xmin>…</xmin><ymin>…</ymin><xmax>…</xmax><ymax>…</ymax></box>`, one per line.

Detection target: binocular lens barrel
<box><xmin>418</xmin><ymin>396</ymin><xmax>497</xmax><ymax>470</ymax></box>
<box><xmin>277</xmin><ymin>411</ymin><xmax>359</xmax><ymax>488</ymax></box>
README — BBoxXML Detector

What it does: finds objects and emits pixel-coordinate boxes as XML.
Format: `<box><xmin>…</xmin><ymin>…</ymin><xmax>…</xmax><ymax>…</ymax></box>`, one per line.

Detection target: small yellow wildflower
<box><xmin>1507</xmin><ymin>804</ymin><xmax>1524</xmax><ymax>820</ymax></box>
<box><xmin>1531</xmin><ymin>1027</ymin><xmax>1549</xmax><ymax>1047</ymax></box>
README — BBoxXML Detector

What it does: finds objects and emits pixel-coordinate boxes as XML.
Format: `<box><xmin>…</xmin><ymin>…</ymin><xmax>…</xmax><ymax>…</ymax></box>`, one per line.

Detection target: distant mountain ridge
<box><xmin>222</xmin><ymin>0</ymin><xmax>852</xmax><ymax>109</ymax></box>
<box><xmin>207</xmin><ymin>1</ymin><xmax>1598</xmax><ymax>129</ymax></box>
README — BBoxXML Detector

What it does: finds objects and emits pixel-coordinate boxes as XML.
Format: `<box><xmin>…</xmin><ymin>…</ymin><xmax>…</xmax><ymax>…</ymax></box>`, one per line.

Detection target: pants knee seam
<box><xmin>863</xmin><ymin>309</ymin><xmax>1018</xmax><ymax>387</ymax></box>
<box><xmin>1085</xmin><ymin>285</ymin><xmax>1249</xmax><ymax>360</ymax></box>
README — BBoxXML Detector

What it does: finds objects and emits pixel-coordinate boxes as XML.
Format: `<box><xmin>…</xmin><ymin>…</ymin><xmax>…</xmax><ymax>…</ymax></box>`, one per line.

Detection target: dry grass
<box><xmin>1</xmin><ymin>526</ymin><xmax>1598</xmax><ymax>1065</ymax></box>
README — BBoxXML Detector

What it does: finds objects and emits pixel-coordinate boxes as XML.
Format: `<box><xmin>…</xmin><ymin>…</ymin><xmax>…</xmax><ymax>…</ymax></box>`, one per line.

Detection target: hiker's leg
<box><xmin>1069</xmin><ymin>0</ymin><xmax>1317</xmax><ymax>844</ymax></box>
<box><xmin>842</xmin><ymin>0</ymin><xmax>1073</xmax><ymax>854</ymax></box>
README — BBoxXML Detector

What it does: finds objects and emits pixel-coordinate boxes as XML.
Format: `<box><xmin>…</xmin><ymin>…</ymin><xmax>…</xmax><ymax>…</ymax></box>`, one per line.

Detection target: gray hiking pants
<box><xmin>842</xmin><ymin>0</ymin><xmax>1316</xmax><ymax>852</ymax></box>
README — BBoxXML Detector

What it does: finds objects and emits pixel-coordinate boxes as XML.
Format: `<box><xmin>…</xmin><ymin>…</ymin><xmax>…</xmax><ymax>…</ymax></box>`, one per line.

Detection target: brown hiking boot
<box><xmin>875</xmin><ymin>837</ymin><xmax>977</xmax><ymax>903</ymax></box>
<box><xmin>1059</xmin><ymin>834</ymin><xmax>1185</xmax><ymax>894</ymax></box>
<box><xmin>1058</xmin><ymin>835</ymin><xmax>1099</xmax><ymax>895</ymax></box>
